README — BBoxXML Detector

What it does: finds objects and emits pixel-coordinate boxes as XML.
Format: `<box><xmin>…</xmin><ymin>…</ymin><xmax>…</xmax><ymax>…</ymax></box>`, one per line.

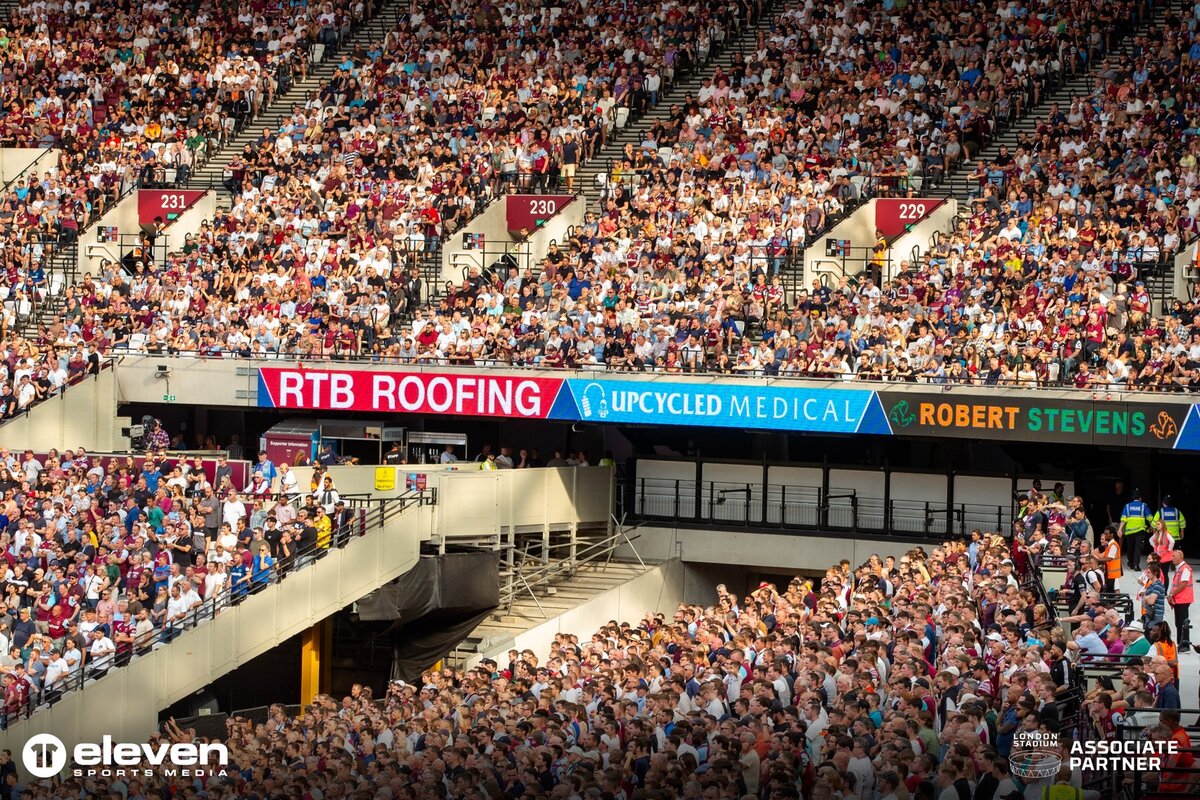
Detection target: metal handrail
<box><xmin>111</xmin><ymin>351</ymin><xmax>1200</xmax><ymax>397</ymax></box>
<box><xmin>496</xmin><ymin>525</ymin><xmax>642</xmax><ymax>613</ymax></box>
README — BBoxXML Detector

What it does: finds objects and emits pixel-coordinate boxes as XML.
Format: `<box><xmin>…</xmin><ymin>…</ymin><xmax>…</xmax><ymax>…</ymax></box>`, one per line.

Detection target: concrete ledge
<box><xmin>466</xmin><ymin>559</ymin><xmax>683</xmax><ymax>669</ymax></box>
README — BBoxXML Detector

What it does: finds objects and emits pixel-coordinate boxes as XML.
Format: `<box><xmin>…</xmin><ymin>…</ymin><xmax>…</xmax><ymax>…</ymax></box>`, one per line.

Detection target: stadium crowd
<box><xmin>0</xmin><ymin>0</ymin><xmax>372</xmax><ymax>419</ymax></box>
<box><xmin>0</xmin><ymin>446</ymin><xmax>362</xmax><ymax>717</ymax></box>
<box><xmin>0</xmin><ymin>0</ymin><xmax>338</xmax><ymax>229</ymax></box>
<box><xmin>14</xmin><ymin>0</ymin><xmax>1199</xmax><ymax>397</ymax></box>
<box><xmin>3</xmin><ymin>482</ymin><xmax>1193</xmax><ymax>799</ymax></box>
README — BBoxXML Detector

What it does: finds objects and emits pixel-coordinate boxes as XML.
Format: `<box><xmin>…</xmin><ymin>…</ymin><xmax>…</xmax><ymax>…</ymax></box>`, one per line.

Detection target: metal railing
<box><xmin>0</xmin><ymin>489</ymin><xmax>435</xmax><ymax>730</ymax></box>
<box><xmin>628</xmin><ymin>476</ymin><xmax>1011</xmax><ymax>537</ymax></box>
<box><xmin>495</xmin><ymin>519</ymin><xmax>644</xmax><ymax>617</ymax></box>
<box><xmin>446</xmin><ymin>514</ymin><xmax>644</xmax><ymax>666</ymax></box>
<box><xmin>109</xmin><ymin>352</ymin><xmax>1200</xmax><ymax>403</ymax></box>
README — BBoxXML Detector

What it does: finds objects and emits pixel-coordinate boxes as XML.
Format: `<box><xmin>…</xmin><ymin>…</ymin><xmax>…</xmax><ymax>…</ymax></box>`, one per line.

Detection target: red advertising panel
<box><xmin>258</xmin><ymin>367</ymin><xmax>566</xmax><ymax>419</ymax></box>
<box><xmin>505</xmin><ymin>194</ymin><xmax>574</xmax><ymax>232</ymax></box>
<box><xmin>874</xmin><ymin>198</ymin><xmax>944</xmax><ymax>237</ymax></box>
<box><xmin>138</xmin><ymin>189</ymin><xmax>206</xmax><ymax>224</ymax></box>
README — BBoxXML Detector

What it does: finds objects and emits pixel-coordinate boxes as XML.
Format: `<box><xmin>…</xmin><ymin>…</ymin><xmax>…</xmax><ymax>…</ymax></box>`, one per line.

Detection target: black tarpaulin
<box><xmin>356</xmin><ymin>552</ymin><xmax>499</xmax><ymax>681</ymax></box>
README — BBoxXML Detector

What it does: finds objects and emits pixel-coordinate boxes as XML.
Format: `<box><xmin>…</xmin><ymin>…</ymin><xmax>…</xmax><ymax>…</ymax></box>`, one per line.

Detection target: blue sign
<box><xmin>549</xmin><ymin>379</ymin><xmax>890</xmax><ymax>435</ymax></box>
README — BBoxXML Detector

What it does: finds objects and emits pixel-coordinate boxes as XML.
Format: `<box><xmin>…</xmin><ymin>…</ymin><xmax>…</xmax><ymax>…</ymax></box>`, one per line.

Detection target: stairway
<box><xmin>574</xmin><ymin>13</ymin><xmax>777</xmax><ymax>211</ymax></box>
<box><xmin>446</xmin><ymin>559</ymin><xmax>657</xmax><ymax>670</ymax></box>
<box><xmin>926</xmin><ymin>0</ymin><xmax>1182</xmax><ymax>311</ymax></box>
<box><xmin>184</xmin><ymin>1</ymin><xmax>407</xmax><ymax>201</ymax></box>
<box><xmin>17</xmin><ymin>238</ymin><xmax>77</xmax><ymax>339</ymax></box>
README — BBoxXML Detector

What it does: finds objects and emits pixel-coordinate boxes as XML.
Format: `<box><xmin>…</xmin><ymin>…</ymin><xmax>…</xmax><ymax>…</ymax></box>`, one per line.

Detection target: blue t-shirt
<box><xmin>252</xmin><ymin>555</ymin><xmax>275</xmax><ymax>585</ymax></box>
<box><xmin>141</xmin><ymin>469</ymin><xmax>163</xmax><ymax>492</ymax></box>
<box><xmin>229</xmin><ymin>564</ymin><xmax>249</xmax><ymax>595</ymax></box>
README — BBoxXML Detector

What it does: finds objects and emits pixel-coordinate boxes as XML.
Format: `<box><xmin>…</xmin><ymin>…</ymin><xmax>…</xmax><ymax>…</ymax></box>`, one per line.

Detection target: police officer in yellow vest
<box><xmin>480</xmin><ymin>452</ymin><xmax>499</xmax><ymax>471</ymax></box>
<box><xmin>1040</xmin><ymin>779</ymin><xmax>1083</xmax><ymax>800</ymax></box>
<box><xmin>1152</xmin><ymin>495</ymin><xmax>1186</xmax><ymax>547</ymax></box>
<box><xmin>1118</xmin><ymin>488</ymin><xmax>1151</xmax><ymax>571</ymax></box>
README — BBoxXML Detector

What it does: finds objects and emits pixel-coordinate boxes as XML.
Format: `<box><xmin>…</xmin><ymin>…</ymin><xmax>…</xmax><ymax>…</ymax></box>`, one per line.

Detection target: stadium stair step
<box><xmin>929</xmin><ymin>0</ymin><xmax>1182</xmax><ymax>208</ymax></box>
<box><xmin>924</xmin><ymin>0</ymin><xmax>1184</xmax><ymax>312</ymax></box>
<box><xmin>183</xmin><ymin>0</ymin><xmax>408</xmax><ymax>205</ymax></box>
<box><xmin>574</xmin><ymin>10</ymin><xmax>782</xmax><ymax>211</ymax></box>
<box><xmin>444</xmin><ymin>560</ymin><xmax>656</xmax><ymax>670</ymax></box>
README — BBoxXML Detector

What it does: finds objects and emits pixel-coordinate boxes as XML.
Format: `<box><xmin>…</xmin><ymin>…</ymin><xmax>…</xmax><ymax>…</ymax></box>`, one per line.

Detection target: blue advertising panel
<box><xmin>549</xmin><ymin>379</ymin><xmax>891</xmax><ymax>435</ymax></box>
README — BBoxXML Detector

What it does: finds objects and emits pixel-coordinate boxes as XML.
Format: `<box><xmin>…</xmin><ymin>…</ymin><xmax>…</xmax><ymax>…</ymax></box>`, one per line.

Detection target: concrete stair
<box><xmin>926</xmin><ymin>0</ymin><xmax>1183</xmax><ymax>311</ymax></box>
<box><xmin>18</xmin><ymin>239</ymin><xmax>77</xmax><ymax>338</ymax></box>
<box><xmin>184</xmin><ymin>1</ymin><xmax>408</xmax><ymax>202</ymax></box>
<box><xmin>446</xmin><ymin>559</ymin><xmax>655</xmax><ymax>670</ymax></box>
<box><xmin>574</xmin><ymin>13</ymin><xmax>778</xmax><ymax>211</ymax></box>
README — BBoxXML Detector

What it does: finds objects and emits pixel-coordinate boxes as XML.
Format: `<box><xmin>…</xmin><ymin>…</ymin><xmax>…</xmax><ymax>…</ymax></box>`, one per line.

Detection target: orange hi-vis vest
<box><xmin>1105</xmin><ymin>540</ymin><xmax>1122</xmax><ymax>580</ymax></box>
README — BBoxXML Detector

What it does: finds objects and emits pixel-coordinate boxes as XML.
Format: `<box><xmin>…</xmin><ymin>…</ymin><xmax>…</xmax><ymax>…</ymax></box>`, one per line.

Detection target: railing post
<box><xmin>924</xmin><ymin>501</ymin><xmax>931</xmax><ymax>535</ymax></box>
<box><xmin>744</xmin><ymin>483</ymin><xmax>751</xmax><ymax>526</ymax></box>
<box><xmin>851</xmin><ymin>495</ymin><xmax>859</xmax><ymax>532</ymax></box>
<box><xmin>674</xmin><ymin>479</ymin><xmax>680</xmax><ymax>520</ymax></box>
<box><xmin>760</xmin><ymin>456</ymin><xmax>769</xmax><ymax>525</ymax></box>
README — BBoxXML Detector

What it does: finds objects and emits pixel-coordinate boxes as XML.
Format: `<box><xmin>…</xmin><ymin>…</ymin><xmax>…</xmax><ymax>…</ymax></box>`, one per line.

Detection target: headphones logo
<box><xmin>22</xmin><ymin>733</ymin><xmax>67</xmax><ymax>779</ymax></box>
<box><xmin>579</xmin><ymin>383</ymin><xmax>609</xmax><ymax>419</ymax></box>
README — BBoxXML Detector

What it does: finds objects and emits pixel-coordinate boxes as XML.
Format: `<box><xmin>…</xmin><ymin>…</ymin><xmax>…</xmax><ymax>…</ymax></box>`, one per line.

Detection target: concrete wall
<box><xmin>440</xmin><ymin>196</ymin><xmax>510</xmax><ymax>285</ymax></box>
<box><xmin>320</xmin><ymin>465</ymin><xmax>613</xmax><ymax>543</ymax></box>
<box><xmin>0</xmin><ymin>500</ymin><xmax>433</xmax><ymax>749</ymax></box>
<box><xmin>1174</xmin><ymin>241</ymin><xmax>1194</xmax><ymax>308</ymax></box>
<box><xmin>803</xmin><ymin>199</ymin><xmax>878</xmax><ymax>286</ymax></box>
<box><xmin>439</xmin><ymin>194</ymin><xmax>583</xmax><ymax>286</ymax></box>
<box><xmin>469</xmin><ymin>558</ymin><xmax>684</xmax><ymax>668</ymax></box>
<box><xmin>616</xmin><ymin>526</ymin><xmax>934</xmax><ymax>574</ymax></box>
<box><xmin>78</xmin><ymin>191</ymin><xmax>142</xmax><ymax>274</ymax></box>
<box><xmin>159</xmin><ymin>191</ymin><xmax>216</xmax><ymax>255</ymax></box>
<box><xmin>885</xmin><ymin>199</ymin><xmax>958</xmax><ymax>280</ymax></box>
<box><xmin>0</xmin><ymin>148</ymin><xmax>58</xmax><ymax>185</ymax></box>
<box><xmin>0</xmin><ymin>369</ymin><xmax>123</xmax><ymax>452</ymax></box>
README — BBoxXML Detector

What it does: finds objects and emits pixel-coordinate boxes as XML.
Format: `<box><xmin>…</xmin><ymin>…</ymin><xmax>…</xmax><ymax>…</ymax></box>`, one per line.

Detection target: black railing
<box><xmin>628</xmin><ymin>476</ymin><xmax>1009</xmax><ymax>537</ymax></box>
<box><xmin>0</xmin><ymin>490</ymin><xmax>435</xmax><ymax>731</ymax></box>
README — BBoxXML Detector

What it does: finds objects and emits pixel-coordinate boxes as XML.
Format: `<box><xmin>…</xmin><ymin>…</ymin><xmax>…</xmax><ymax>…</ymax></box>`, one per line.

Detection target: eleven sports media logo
<box><xmin>22</xmin><ymin>732</ymin><xmax>228</xmax><ymax>779</ymax></box>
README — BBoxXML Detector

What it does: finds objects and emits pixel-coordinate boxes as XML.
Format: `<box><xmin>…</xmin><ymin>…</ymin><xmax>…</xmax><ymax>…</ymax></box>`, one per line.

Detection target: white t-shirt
<box><xmin>43</xmin><ymin>656</ymin><xmax>70</xmax><ymax>687</ymax></box>
<box><xmin>89</xmin><ymin>636</ymin><xmax>116</xmax><ymax>670</ymax></box>
<box><xmin>222</xmin><ymin>500</ymin><xmax>247</xmax><ymax>527</ymax></box>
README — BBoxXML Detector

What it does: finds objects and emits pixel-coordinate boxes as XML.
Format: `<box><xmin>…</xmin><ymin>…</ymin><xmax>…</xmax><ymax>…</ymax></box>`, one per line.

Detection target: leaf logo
<box><xmin>1150</xmin><ymin>411</ymin><xmax>1178</xmax><ymax>440</ymax></box>
<box><xmin>889</xmin><ymin>400</ymin><xmax>916</xmax><ymax>428</ymax></box>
